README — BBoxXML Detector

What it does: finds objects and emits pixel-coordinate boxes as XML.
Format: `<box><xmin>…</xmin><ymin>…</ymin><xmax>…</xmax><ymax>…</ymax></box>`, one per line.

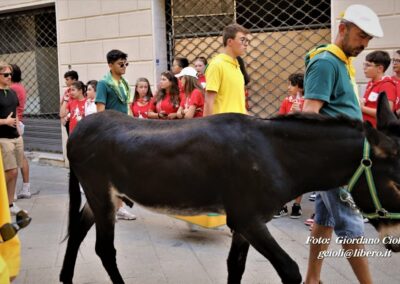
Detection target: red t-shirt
<box><xmin>67</xmin><ymin>98</ymin><xmax>86</xmax><ymax>133</ymax></box>
<box><xmin>392</xmin><ymin>76</ymin><xmax>400</xmax><ymax>111</ymax></box>
<box><xmin>279</xmin><ymin>96</ymin><xmax>304</xmax><ymax>115</ymax></box>
<box><xmin>130</xmin><ymin>99</ymin><xmax>155</xmax><ymax>119</ymax></box>
<box><xmin>197</xmin><ymin>74</ymin><xmax>206</xmax><ymax>88</ymax></box>
<box><xmin>11</xmin><ymin>83</ymin><xmax>26</xmax><ymax>122</ymax></box>
<box><xmin>180</xmin><ymin>89</ymin><xmax>204</xmax><ymax>118</ymax></box>
<box><xmin>362</xmin><ymin>76</ymin><xmax>397</xmax><ymax>127</ymax></box>
<box><xmin>153</xmin><ymin>93</ymin><xmax>180</xmax><ymax>116</ymax></box>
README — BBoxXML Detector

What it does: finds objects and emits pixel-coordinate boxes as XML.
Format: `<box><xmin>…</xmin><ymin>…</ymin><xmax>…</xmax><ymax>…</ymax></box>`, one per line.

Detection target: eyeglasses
<box><xmin>0</xmin><ymin>210</ymin><xmax>31</xmax><ymax>242</ymax></box>
<box><xmin>363</xmin><ymin>62</ymin><xmax>378</xmax><ymax>68</ymax></box>
<box><xmin>118</xmin><ymin>62</ymin><xmax>129</xmax><ymax>68</ymax></box>
<box><xmin>239</xmin><ymin>37</ymin><xmax>250</xmax><ymax>45</ymax></box>
<box><xmin>0</xmin><ymin>72</ymin><xmax>12</xmax><ymax>78</ymax></box>
<box><xmin>392</xmin><ymin>59</ymin><xmax>400</xmax><ymax>64</ymax></box>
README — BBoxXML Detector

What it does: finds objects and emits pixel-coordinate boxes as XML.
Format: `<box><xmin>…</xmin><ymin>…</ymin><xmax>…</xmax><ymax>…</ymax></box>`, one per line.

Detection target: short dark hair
<box><xmin>10</xmin><ymin>64</ymin><xmax>21</xmax><ymax>83</ymax></box>
<box><xmin>106</xmin><ymin>49</ymin><xmax>128</xmax><ymax>64</ymax></box>
<box><xmin>174</xmin><ymin>57</ymin><xmax>189</xmax><ymax>69</ymax></box>
<box><xmin>396</xmin><ymin>50</ymin><xmax>400</xmax><ymax>56</ymax></box>
<box><xmin>288</xmin><ymin>73</ymin><xmax>304</xmax><ymax>89</ymax></box>
<box><xmin>64</xmin><ymin>70</ymin><xmax>79</xmax><ymax>81</ymax></box>
<box><xmin>366</xmin><ymin>50</ymin><xmax>391</xmax><ymax>72</ymax></box>
<box><xmin>222</xmin><ymin>23</ymin><xmax>249</xmax><ymax>47</ymax></box>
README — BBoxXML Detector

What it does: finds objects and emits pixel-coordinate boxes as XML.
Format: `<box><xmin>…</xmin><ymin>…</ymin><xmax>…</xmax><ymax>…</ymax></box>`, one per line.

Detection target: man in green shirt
<box><xmin>303</xmin><ymin>5</ymin><xmax>383</xmax><ymax>284</ymax></box>
<box><xmin>95</xmin><ymin>49</ymin><xmax>136</xmax><ymax>220</ymax></box>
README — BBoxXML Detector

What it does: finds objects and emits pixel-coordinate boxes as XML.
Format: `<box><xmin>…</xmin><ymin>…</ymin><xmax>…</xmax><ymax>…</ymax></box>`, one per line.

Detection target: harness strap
<box><xmin>346</xmin><ymin>139</ymin><xmax>400</xmax><ymax>219</ymax></box>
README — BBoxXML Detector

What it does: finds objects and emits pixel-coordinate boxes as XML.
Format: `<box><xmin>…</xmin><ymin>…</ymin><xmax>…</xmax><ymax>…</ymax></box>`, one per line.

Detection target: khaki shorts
<box><xmin>0</xmin><ymin>136</ymin><xmax>23</xmax><ymax>170</ymax></box>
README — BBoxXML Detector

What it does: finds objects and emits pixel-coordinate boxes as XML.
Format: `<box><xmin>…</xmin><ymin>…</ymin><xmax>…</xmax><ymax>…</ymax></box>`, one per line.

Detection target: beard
<box><xmin>342</xmin><ymin>32</ymin><xmax>364</xmax><ymax>57</ymax></box>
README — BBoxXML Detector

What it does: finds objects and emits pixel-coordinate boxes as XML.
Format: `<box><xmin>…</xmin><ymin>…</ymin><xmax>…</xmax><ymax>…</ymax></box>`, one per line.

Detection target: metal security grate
<box><xmin>166</xmin><ymin>0</ymin><xmax>331</xmax><ymax>118</ymax></box>
<box><xmin>0</xmin><ymin>7</ymin><xmax>61</xmax><ymax>152</ymax></box>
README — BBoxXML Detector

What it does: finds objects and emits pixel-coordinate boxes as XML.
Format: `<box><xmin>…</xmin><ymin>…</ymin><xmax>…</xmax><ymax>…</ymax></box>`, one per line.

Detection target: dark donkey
<box><xmin>60</xmin><ymin>94</ymin><xmax>400</xmax><ymax>284</ymax></box>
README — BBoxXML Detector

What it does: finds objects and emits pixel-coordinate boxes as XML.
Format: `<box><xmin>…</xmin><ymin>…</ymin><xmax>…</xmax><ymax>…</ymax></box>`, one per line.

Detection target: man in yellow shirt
<box><xmin>204</xmin><ymin>24</ymin><xmax>250</xmax><ymax>116</ymax></box>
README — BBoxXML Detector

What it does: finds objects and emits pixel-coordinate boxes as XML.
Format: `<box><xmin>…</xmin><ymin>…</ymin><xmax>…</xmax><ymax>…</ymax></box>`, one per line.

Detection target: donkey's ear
<box><xmin>376</xmin><ymin>91</ymin><xmax>397</xmax><ymax>131</ymax></box>
<box><xmin>364</xmin><ymin>121</ymin><xmax>398</xmax><ymax>158</ymax></box>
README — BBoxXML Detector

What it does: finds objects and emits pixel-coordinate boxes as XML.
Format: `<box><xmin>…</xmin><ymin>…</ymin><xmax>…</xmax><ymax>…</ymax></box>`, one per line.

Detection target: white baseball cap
<box><xmin>342</xmin><ymin>4</ymin><xmax>383</xmax><ymax>38</ymax></box>
<box><xmin>175</xmin><ymin>67</ymin><xmax>198</xmax><ymax>79</ymax></box>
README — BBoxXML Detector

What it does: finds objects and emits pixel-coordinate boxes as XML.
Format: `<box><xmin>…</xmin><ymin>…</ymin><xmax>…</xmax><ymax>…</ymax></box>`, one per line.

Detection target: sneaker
<box><xmin>10</xmin><ymin>204</ymin><xmax>27</xmax><ymax>216</ymax></box>
<box><xmin>290</xmin><ymin>203</ymin><xmax>302</xmax><ymax>219</ymax></box>
<box><xmin>116</xmin><ymin>207</ymin><xmax>136</xmax><ymax>220</ymax></box>
<box><xmin>17</xmin><ymin>183</ymin><xmax>31</xmax><ymax>199</ymax></box>
<box><xmin>273</xmin><ymin>205</ymin><xmax>288</xmax><ymax>218</ymax></box>
<box><xmin>308</xmin><ymin>192</ymin><xmax>316</xmax><ymax>201</ymax></box>
<box><xmin>304</xmin><ymin>213</ymin><xmax>315</xmax><ymax>226</ymax></box>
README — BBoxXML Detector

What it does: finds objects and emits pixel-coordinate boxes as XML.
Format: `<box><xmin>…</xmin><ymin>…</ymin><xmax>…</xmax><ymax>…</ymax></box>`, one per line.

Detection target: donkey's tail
<box><xmin>64</xmin><ymin>167</ymin><xmax>81</xmax><ymax>241</ymax></box>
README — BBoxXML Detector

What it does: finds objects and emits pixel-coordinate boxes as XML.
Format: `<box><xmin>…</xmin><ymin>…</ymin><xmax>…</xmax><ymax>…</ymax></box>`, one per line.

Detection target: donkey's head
<box><xmin>361</xmin><ymin>92</ymin><xmax>400</xmax><ymax>252</ymax></box>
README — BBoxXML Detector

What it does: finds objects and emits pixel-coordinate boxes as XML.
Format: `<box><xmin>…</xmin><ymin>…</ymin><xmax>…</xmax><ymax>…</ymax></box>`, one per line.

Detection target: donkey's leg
<box><xmin>227</xmin><ymin>231</ymin><xmax>250</xmax><ymax>284</ymax></box>
<box><xmin>91</xmin><ymin>192</ymin><xmax>124</xmax><ymax>284</ymax></box>
<box><xmin>60</xmin><ymin>202</ymin><xmax>95</xmax><ymax>283</ymax></box>
<box><xmin>234</xmin><ymin>219</ymin><xmax>302</xmax><ymax>284</ymax></box>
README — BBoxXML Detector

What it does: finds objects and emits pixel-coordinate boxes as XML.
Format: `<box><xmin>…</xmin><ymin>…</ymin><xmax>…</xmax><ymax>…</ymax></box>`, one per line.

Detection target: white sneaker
<box><xmin>10</xmin><ymin>204</ymin><xmax>27</xmax><ymax>216</ymax></box>
<box><xmin>17</xmin><ymin>183</ymin><xmax>31</xmax><ymax>199</ymax></box>
<box><xmin>116</xmin><ymin>207</ymin><xmax>136</xmax><ymax>220</ymax></box>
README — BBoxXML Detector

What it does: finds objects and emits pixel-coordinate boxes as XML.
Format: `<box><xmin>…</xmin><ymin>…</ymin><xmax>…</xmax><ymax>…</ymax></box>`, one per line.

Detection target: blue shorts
<box><xmin>314</xmin><ymin>188</ymin><xmax>364</xmax><ymax>238</ymax></box>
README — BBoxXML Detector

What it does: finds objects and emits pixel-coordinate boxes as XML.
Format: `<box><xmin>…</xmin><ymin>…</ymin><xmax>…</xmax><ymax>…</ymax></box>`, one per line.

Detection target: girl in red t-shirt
<box><xmin>176</xmin><ymin>67</ymin><xmax>204</xmax><ymax>119</ymax></box>
<box><xmin>60</xmin><ymin>81</ymin><xmax>86</xmax><ymax>133</ymax></box>
<box><xmin>130</xmin><ymin>78</ymin><xmax>154</xmax><ymax>119</ymax></box>
<box><xmin>148</xmin><ymin>71</ymin><xmax>180</xmax><ymax>120</ymax></box>
<box><xmin>194</xmin><ymin>57</ymin><xmax>207</xmax><ymax>89</ymax></box>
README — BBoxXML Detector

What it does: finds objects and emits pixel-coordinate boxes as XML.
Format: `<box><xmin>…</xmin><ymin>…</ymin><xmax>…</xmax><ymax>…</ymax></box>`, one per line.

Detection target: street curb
<box><xmin>25</xmin><ymin>151</ymin><xmax>66</xmax><ymax>168</ymax></box>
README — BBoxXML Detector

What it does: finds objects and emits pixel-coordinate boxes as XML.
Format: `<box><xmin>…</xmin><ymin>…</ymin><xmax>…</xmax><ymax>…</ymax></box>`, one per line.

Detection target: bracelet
<box><xmin>63</xmin><ymin>99</ymin><xmax>69</xmax><ymax>103</ymax></box>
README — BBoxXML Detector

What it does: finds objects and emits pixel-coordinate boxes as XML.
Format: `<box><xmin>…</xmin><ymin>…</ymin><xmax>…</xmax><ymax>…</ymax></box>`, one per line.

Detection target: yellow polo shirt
<box><xmin>205</xmin><ymin>53</ymin><xmax>246</xmax><ymax>114</ymax></box>
<box><xmin>0</xmin><ymin>150</ymin><xmax>20</xmax><ymax>282</ymax></box>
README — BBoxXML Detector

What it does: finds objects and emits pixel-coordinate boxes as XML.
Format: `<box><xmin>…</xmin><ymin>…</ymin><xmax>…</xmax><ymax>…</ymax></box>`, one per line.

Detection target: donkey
<box><xmin>60</xmin><ymin>93</ymin><xmax>400</xmax><ymax>284</ymax></box>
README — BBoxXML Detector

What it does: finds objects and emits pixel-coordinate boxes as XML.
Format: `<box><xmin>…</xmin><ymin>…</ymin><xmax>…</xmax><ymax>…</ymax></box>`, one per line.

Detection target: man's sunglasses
<box><xmin>393</xmin><ymin>59</ymin><xmax>400</xmax><ymax>64</ymax></box>
<box><xmin>0</xmin><ymin>72</ymin><xmax>12</xmax><ymax>78</ymax></box>
<box><xmin>118</xmin><ymin>62</ymin><xmax>129</xmax><ymax>68</ymax></box>
<box><xmin>0</xmin><ymin>210</ymin><xmax>31</xmax><ymax>242</ymax></box>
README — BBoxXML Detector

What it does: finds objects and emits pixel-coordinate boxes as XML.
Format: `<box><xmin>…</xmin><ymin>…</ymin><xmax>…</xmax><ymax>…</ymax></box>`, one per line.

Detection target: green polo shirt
<box><xmin>304</xmin><ymin>51</ymin><xmax>362</xmax><ymax>120</ymax></box>
<box><xmin>96</xmin><ymin>78</ymin><xmax>128</xmax><ymax>114</ymax></box>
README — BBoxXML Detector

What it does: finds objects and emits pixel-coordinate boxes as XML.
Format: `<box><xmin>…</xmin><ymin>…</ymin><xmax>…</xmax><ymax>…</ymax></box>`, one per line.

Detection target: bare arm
<box><xmin>203</xmin><ymin>91</ymin><xmax>216</xmax><ymax>116</ymax></box>
<box><xmin>0</xmin><ymin>112</ymin><xmax>16</xmax><ymax>127</ymax></box>
<box><xmin>60</xmin><ymin>100</ymin><xmax>69</xmax><ymax>118</ymax></box>
<box><xmin>183</xmin><ymin>105</ymin><xmax>196</xmax><ymax>119</ymax></box>
<box><xmin>96</xmin><ymin>103</ymin><xmax>105</xmax><ymax>112</ymax></box>
<box><xmin>361</xmin><ymin>102</ymin><xmax>394</xmax><ymax>118</ymax></box>
<box><xmin>302</xmin><ymin>99</ymin><xmax>324</xmax><ymax>114</ymax></box>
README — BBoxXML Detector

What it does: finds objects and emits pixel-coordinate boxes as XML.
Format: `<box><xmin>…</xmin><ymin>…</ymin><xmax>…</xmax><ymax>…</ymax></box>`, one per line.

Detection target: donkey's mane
<box><xmin>268</xmin><ymin>112</ymin><xmax>364</xmax><ymax>131</ymax></box>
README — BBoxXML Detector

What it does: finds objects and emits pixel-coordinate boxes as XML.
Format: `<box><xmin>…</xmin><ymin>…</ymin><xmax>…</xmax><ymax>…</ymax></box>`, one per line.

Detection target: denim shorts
<box><xmin>314</xmin><ymin>188</ymin><xmax>364</xmax><ymax>238</ymax></box>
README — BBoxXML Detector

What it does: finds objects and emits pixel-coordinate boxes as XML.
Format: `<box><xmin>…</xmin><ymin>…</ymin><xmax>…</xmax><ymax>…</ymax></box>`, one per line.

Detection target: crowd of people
<box><xmin>1</xmin><ymin>3</ymin><xmax>399</xmax><ymax>283</ymax></box>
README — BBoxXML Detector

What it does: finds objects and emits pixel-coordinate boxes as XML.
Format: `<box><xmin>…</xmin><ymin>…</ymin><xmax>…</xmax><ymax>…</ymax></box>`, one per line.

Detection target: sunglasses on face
<box><xmin>0</xmin><ymin>72</ymin><xmax>12</xmax><ymax>78</ymax></box>
<box><xmin>0</xmin><ymin>210</ymin><xmax>31</xmax><ymax>242</ymax></box>
<box><xmin>393</xmin><ymin>59</ymin><xmax>400</xmax><ymax>64</ymax></box>
<box><xmin>118</xmin><ymin>62</ymin><xmax>129</xmax><ymax>68</ymax></box>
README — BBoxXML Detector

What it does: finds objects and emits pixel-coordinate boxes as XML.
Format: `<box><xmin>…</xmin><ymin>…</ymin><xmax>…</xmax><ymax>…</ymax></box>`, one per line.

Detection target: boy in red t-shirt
<box><xmin>274</xmin><ymin>73</ymin><xmax>304</xmax><ymax>219</ymax></box>
<box><xmin>60</xmin><ymin>81</ymin><xmax>86</xmax><ymax>133</ymax></box>
<box><xmin>279</xmin><ymin>73</ymin><xmax>304</xmax><ymax>115</ymax></box>
<box><xmin>361</xmin><ymin>50</ymin><xmax>396</xmax><ymax>127</ymax></box>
